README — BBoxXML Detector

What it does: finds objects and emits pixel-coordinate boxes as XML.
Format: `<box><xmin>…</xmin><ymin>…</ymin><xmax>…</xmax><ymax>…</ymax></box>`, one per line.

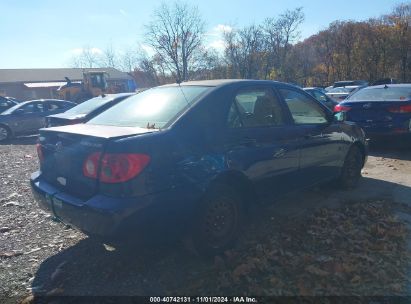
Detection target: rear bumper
<box><xmin>30</xmin><ymin>171</ymin><xmax>198</xmax><ymax>239</ymax></box>
<box><xmin>356</xmin><ymin>118</ymin><xmax>411</xmax><ymax>137</ymax></box>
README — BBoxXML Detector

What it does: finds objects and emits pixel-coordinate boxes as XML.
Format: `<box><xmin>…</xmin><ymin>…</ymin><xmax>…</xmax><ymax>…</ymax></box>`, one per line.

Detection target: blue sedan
<box><xmin>31</xmin><ymin>80</ymin><xmax>367</xmax><ymax>255</ymax></box>
<box><xmin>334</xmin><ymin>84</ymin><xmax>411</xmax><ymax>138</ymax></box>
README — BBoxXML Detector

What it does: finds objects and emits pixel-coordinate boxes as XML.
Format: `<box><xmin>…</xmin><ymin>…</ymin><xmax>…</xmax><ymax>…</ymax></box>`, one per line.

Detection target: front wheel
<box><xmin>339</xmin><ymin>145</ymin><xmax>363</xmax><ymax>189</ymax></box>
<box><xmin>191</xmin><ymin>184</ymin><xmax>244</xmax><ymax>257</ymax></box>
<box><xmin>0</xmin><ymin>125</ymin><xmax>10</xmax><ymax>142</ymax></box>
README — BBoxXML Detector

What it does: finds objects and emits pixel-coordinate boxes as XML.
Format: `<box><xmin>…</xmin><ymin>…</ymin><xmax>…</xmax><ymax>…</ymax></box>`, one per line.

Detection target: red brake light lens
<box><xmin>83</xmin><ymin>153</ymin><xmax>150</xmax><ymax>183</ymax></box>
<box><xmin>388</xmin><ymin>105</ymin><xmax>411</xmax><ymax>113</ymax></box>
<box><xmin>36</xmin><ymin>143</ymin><xmax>44</xmax><ymax>163</ymax></box>
<box><xmin>334</xmin><ymin>104</ymin><xmax>351</xmax><ymax>112</ymax></box>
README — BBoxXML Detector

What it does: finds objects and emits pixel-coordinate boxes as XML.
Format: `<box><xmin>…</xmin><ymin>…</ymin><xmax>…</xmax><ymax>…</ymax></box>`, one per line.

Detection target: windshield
<box><xmin>1</xmin><ymin>102</ymin><xmax>23</xmax><ymax>115</ymax></box>
<box><xmin>87</xmin><ymin>86</ymin><xmax>211</xmax><ymax>129</ymax></box>
<box><xmin>347</xmin><ymin>86</ymin><xmax>411</xmax><ymax>101</ymax></box>
<box><xmin>63</xmin><ymin>96</ymin><xmax>119</xmax><ymax>116</ymax></box>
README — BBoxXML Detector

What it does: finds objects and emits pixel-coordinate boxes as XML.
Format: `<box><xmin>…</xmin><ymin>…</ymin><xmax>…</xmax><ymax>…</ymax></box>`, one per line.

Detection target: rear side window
<box><xmin>88</xmin><ymin>86</ymin><xmax>210</xmax><ymax>129</ymax></box>
<box><xmin>280</xmin><ymin>89</ymin><xmax>328</xmax><ymax>125</ymax></box>
<box><xmin>227</xmin><ymin>87</ymin><xmax>285</xmax><ymax>128</ymax></box>
<box><xmin>311</xmin><ymin>90</ymin><xmax>328</xmax><ymax>103</ymax></box>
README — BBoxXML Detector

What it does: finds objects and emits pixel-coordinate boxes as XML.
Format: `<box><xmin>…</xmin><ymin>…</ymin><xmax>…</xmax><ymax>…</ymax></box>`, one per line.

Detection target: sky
<box><xmin>0</xmin><ymin>0</ymin><xmax>402</xmax><ymax>69</ymax></box>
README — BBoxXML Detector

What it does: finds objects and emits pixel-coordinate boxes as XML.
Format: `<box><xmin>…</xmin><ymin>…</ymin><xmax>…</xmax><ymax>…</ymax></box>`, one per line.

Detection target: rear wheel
<box><xmin>0</xmin><ymin>125</ymin><xmax>10</xmax><ymax>142</ymax></box>
<box><xmin>191</xmin><ymin>184</ymin><xmax>244</xmax><ymax>256</ymax></box>
<box><xmin>339</xmin><ymin>145</ymin><xmax>363</xmax><ymax>189</ymax></box>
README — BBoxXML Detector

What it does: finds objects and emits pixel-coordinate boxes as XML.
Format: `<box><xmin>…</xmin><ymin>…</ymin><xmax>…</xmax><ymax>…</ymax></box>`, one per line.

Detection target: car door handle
<box><xmin>273</xmin><ymin>148</ymin><xmax>286</xmax><ymax>158</ymax></box>
<box><xmin>239</xmin><ymin>137</ymin><xmax>257</xmax><ymax>146</ymax></box>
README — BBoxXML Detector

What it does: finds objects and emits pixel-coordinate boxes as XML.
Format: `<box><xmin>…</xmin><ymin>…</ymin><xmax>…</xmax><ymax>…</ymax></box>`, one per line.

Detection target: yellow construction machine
<box><xmin>57</xmin><ymin>71</ymin><xmax>109</xmax><ymax>103</ymax></box>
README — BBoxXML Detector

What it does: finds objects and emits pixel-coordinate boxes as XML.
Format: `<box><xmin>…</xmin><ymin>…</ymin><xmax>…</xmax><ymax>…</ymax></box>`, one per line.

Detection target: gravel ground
<box><xmin>0</xmin><ymin>136</ymin><xmax>411</xmax><ymax>303</ymax></box>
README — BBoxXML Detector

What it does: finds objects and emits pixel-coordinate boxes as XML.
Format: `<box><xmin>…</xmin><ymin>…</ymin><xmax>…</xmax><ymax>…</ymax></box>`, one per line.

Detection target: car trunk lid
<box><xmin>38</xmin><ymin>124</ymin><xmax>157</xmax><ymax>199</ymax></box>
<box><xmin>344</xmin><ymin>100</ymin><xmax>411</xmax><ymax>123</ymax></box>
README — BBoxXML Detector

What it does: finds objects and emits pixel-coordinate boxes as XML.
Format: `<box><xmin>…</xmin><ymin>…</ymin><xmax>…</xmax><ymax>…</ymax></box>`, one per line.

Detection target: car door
<box><xmin>224</xmin><ymin>86</ymin><xmax>300</xmax><ymax>201</ymax></box>
<box><xmin>279</xmin><ymin>87</ymin><xmax>344</xmax><ymax>185</ymax></box>
<box><xmin>11</xmin><ymin>101</ymin><xmax>46</xmax><ymax>135</ymax></box>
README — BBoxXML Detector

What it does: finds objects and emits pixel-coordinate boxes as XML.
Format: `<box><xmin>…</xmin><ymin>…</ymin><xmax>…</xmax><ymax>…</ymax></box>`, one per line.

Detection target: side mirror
<box><xmin>333</xmin><ymin>111</ymin><xmax>346</xmax><ymax>122</ymax></box>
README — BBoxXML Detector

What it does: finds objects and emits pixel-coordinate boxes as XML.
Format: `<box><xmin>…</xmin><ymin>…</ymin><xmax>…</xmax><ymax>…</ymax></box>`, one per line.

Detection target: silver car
<box><xmin>0</xmin><ymin>99</ymin><xmax>75</xmax><ymax>141</ymax></box>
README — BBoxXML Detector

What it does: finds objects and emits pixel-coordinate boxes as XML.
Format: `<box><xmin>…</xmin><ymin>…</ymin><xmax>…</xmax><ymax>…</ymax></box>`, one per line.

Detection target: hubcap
<box><xmin>0</xmin><ymin>127</ymin><xmax>8</xmax><ymax>141</ymax></box>
<box><xmin>203</xmin><ymin>198</ymin><xmax>237</xmax><ymax>246</ymax></box>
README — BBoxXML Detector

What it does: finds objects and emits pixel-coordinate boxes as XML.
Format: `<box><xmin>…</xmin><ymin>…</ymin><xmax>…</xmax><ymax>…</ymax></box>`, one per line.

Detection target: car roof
<box><xmin>159</xmin><ymin>79</ymin><xmax>292</xmax><ymax>88</ymax></box>
<box><xmin>17</xmin><ymin>99</ymin><xmax>72</xmax><ymax>106</ymax></box>
<box><xmin>363</xmin><ymin>84</ymin><xmax>411</xmax><ymax>89</ymax></box>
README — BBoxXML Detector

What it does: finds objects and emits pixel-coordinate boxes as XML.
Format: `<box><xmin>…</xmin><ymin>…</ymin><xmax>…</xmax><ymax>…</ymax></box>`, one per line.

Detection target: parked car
<box><xmin>31</xmin><ymin>80</ymin><xmax>367</xmax><ymax>255</ymax></box>
<box><xmin>303</xmin><ymin>88</ymin><xmax>337</xmax><ymax>110</ymax></box>
<box><xmin>46</xmin><ymin>93</ymin><xmax>135</xmax><ymax>127</ymax></box>
<box><xmin>0</xmin><ymin>99</ymin><xmax>75</xmax><ymax>141</ymax></box>
<box><xmin>0</xmin><ymin>96</ymin><xmax>19</xmax><ymax>114</ymax></box>
<box><xmin>333</xmin><ymin>80</ymin><xmax>368</xmax><ymax>88</ymax></box>
<box><xmin>334</xmin><ymin>84</ymin><xmax>411</xmax><ymax>138</ymax></box>
<box><xmin>326</xmin><ymin>86</ymin><xmax>363</xmax><ymax>102</ymax></box>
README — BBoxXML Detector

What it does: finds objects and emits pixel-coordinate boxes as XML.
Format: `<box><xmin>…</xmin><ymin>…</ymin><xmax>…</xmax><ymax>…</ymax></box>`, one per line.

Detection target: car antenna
<box><xmin>177</xmin><ymin>79</ymin><xmax>190</xmax><ymax>106</ymax></box>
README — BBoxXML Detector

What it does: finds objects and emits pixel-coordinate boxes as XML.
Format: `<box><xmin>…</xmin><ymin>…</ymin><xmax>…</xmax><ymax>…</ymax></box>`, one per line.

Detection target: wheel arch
<box><xmin>0</xmin><ymin>123</ymin><xmax>12</xmax><ymax>140</ymax></box>
<box><xmin>352</xmin><ymin>141</ymin><xmax>367</xmax><ymax>167</ymax></box>
<box><xmin>205</xmin><ymin>170</ymin><xmax>257</xmax><ymax>209</ymax></box>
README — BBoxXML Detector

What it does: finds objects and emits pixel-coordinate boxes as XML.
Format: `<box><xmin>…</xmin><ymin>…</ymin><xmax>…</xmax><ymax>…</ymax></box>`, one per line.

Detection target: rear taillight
<box><xmin>334</xmin><ymin>104</ymin><xmax>351</xmax><ymax>112</ymax></box>
<box><xmin>36</xmin><ymin>143</ymin><xmax>44</xmax><ymax>163</ymax></box>
<box><xmin>388</xmin><ymin>105</ymin><xmax>411</xmax><ymax>113</ymax></box>
<box><xmin>83</xmin><ymin>153</ymin><xmax>150</xmax><ymax>183</ymax></box>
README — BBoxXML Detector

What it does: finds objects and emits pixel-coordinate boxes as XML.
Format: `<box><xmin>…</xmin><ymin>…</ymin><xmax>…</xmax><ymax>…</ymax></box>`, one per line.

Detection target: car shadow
<box><xmin>0</xmin><ymin>135</ymin><xmax>38</xmax><ymax>146</ymax></box>
<box><xmin>368</xmin><ymin>138</ymin><xmax>411</xmax><ymax>161</ymax></box>
<box><xmin>29</xmin><ymin>177</ymin><xmax>411</xmax><ymax>297</ymax></box>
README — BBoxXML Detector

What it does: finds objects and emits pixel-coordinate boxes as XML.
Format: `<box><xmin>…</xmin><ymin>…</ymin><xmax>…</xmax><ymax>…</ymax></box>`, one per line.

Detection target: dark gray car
<box><xmin>0</xmin><ymin>99</ymin><xmax>75</xmax><ymax>141</ymax></box>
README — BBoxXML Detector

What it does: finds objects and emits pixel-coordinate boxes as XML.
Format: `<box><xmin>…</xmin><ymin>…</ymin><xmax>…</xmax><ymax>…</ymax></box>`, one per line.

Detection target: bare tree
<box><xmin>100</xmin><ymin>44</ymin><xmax>118</xmax><ymax>68</ymax></box>
<box><xmin>262</xmin><ymin>7</ymin><xmax>304</xmax><ymax>80</ymax></box>
<box><xmin>145</xmin><ymin>1</ymin><xmax>205</xmax><ymax>82</ymax></box>
<box><xmin>119</xmin><ymin>48</ymin><xmax>139</xmax><ymax>72</ymax></box>
<box><xmin>69</xmin><ymin>46</ymin><xmax>102</xmax><ymax>68</ymax></box>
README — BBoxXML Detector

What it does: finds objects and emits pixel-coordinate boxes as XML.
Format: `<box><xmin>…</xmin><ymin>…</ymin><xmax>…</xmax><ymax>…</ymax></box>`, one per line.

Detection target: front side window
<box><xmin>280</xmin><ymin>89</ymin><xmax>328</xmax><ymax>125</ymax></box>
<box><xmin>228</xmin><ymin>87</ymin><xmax>285</xmax><ymax>128</ymax></box>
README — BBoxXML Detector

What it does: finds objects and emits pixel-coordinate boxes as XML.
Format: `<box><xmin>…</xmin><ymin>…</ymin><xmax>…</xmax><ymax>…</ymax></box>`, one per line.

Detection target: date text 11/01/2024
<box><xmin>149</xmin><ymin>297</ymin><xmax>258</xmax><ymax>303</ymax></box>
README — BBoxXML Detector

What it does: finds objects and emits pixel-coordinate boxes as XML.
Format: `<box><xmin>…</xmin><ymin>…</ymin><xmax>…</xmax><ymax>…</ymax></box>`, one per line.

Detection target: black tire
<box><xmin>339</xmin><ymin>145</ymin><xmax>363</xmax><ymax>189</ymax></box>
<box><xmin>191</xmin><ymin>184</ymin><xmax>244</xmax><ymax>257</ymax></box>
<box><xmin>0</xmin><ymin>125</ymin><xmax>10</xmax><ymax>142</ymax></box>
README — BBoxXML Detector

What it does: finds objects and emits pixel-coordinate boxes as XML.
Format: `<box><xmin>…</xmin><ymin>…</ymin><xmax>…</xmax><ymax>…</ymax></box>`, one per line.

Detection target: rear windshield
<box><xmin>328</xmin><ymin>87</ymin><xmax>355</xmax><ymax>93</ymax></box>
<box><xmin>64</xmin><ymin>96</ymin><xmax>120</xmax><ymax>116</ymax></box>
<box><xmin>87</xmin><ymin>86</ymin><xmax>210</xmax><ymax>128</ymax></box>
<box><xmin>347</xmin><ymin>87</ymin><xmax>411</xmax><ymax>101</ymax></box>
